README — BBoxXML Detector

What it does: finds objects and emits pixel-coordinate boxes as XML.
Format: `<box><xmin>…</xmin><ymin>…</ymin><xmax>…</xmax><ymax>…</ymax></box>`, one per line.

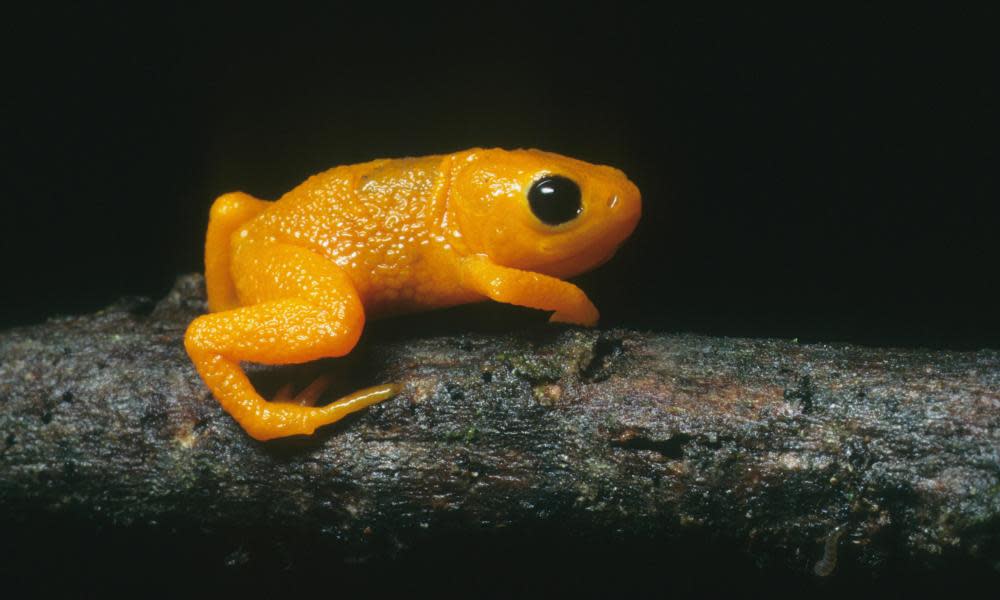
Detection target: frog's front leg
<box><xmin>184</xmin><ymin>243</ymin><xmax>398</xmax><ymax>441</ymax></box>
<box><xmin>459</xmin><ymin>256</ymin><xmax>599</xmax><ymax>326</ymax></box>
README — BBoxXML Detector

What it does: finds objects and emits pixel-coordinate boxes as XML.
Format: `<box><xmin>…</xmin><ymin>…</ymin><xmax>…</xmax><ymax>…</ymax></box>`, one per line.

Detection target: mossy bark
<box><xmin>1</xmin><ymin>275</ymin><xmax>998</xmax><ymax>587</ymax></box>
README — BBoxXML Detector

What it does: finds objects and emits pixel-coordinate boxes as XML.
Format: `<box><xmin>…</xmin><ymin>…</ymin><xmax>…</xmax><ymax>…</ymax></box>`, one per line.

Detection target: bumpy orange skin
<box><xmin>184</xmin><ymin>148</ymin><xmax>641</xmax><ymax>440</ymax></box>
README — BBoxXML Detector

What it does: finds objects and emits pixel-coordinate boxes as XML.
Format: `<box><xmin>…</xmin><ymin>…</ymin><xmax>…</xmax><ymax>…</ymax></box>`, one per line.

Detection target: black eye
<box><xmin>528</xmin><ymin>175</ymin><xmax>582</xmax><ymax>226</ymax></box>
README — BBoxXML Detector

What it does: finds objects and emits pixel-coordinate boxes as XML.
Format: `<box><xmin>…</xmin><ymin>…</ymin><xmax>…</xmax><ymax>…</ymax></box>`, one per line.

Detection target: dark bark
<box><xmin>1</xmin><ymin>275</ymin><xmax>998</xmax><ymax>592</ymax></box>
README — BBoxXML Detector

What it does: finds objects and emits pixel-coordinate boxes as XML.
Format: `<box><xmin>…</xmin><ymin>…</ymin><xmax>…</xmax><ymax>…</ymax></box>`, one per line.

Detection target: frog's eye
<box><xmin>528</xmin><ymin>175</ymin><xmax>582</xmax><ymax>226</ymax></box>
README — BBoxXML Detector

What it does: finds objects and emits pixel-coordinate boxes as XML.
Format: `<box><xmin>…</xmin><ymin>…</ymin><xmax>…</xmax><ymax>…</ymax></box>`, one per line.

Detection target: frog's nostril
<box><xmin>608</xmin><ymin>194</ymin><xmax>620</xmax><ymax>209</ymax></box>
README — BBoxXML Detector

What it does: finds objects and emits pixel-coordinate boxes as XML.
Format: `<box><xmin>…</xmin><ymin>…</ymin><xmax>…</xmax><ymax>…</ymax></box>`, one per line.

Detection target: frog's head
<box><xmin>449</xmin><ymin>148</ymin><xmax>641</xmax><ymax>278</ymax></box>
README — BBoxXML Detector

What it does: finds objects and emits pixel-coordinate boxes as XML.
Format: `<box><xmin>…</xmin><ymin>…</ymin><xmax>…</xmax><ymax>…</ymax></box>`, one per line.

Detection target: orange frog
<box><xmin>184</xmin><ymin>148</ymin><xmax>641</xmax><ymax>440</ymax></box>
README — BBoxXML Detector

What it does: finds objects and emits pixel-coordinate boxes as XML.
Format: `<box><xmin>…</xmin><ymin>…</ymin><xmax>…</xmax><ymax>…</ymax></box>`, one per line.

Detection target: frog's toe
<box><xmin>285</xmin><ymin>383</ymin><xmax>401</xmax><ymax>437</ymax></box>
<box><xmin>295</xmin><ymin>374</ymin><xmax>335</xmax><ymax>406</ymax></box>
<box><xmin>316</xmin><ymin>384</ymin><xmax>401</xmax><ymax>419</ymax></box>
<box><xmin>549</xmin><ymin>307</ymin><xmax>599</xmax><ymax>327</ymax></box>
<box><xmin>273</xmin><ymin>382</ymin><xmax>296</xmax><ymax>404</ymax></box>
<box><xmin>272</xmin><ymin>374</ymin><xmax>335</xmax><ymax>407</ymax></box>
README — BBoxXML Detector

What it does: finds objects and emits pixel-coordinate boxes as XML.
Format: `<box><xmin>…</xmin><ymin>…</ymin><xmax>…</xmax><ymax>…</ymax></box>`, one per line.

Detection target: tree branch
<box><xmin>1</xmin><ymin>275</ymin><xmax>998</xmax><ymax>589</ymax></box>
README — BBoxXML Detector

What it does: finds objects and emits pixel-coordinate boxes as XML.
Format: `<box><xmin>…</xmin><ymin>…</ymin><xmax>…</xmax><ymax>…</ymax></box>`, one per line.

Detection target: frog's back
<box><xmin>242</xmin><ymin>154</ymin><xmax>451</xmax><ymax>302</ymax></box>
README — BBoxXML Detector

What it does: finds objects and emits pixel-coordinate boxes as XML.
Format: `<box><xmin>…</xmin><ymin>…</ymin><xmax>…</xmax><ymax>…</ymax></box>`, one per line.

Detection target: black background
<box><xmin>3</xmin><ymin>4</ymin><xmax>996</xmax><ymax>348</ymax></box>
<box><xmin>2</xmin><ymin>3</ymin><xmax>998</xmax><ymax>596</ymax></box>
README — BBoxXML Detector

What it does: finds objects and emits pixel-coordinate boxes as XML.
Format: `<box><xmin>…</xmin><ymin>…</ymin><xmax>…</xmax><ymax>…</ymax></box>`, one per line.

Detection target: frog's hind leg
<box><xmin>204</xmin><ymin>192</ymin><xmax>270</xmax><ymax>312</ymax></box>
<box><xmin>184</xmin><ymin>243</ymin><xmax>400</xmax><ymax>441</ymax></box>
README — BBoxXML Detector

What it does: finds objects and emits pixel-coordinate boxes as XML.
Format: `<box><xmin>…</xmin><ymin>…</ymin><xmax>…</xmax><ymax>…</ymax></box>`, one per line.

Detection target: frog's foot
<box><xmin>548</xmin><ymin>297</ymin><xmax>599</xmax><ymax>327</ymax></box>
<box><xmin>314</xmin><ymin>383</ymin><xmax>401</xmax><ymax>420</ymax></box>
<box><xmin>272</xmin><ymin>380</ymin><xmax>400</xmax><ymax>430</ymax></box>
<box><xmin>273</xmin><ymin>375</ymin><xmax>399</xmax><ymax>415</ymax></box>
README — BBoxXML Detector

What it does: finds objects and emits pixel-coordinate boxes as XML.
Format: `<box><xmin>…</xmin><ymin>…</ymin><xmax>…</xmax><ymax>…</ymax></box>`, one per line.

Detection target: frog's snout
<box><xmin>610</xmin><ymin>178</ymin><xmax>642</xmax><ymax>235</ymax></box>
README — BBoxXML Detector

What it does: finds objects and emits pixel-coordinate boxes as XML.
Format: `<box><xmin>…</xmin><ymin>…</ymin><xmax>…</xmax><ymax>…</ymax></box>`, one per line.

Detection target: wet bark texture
<box><xmin>1</xmin><ymin>275</ymin><xmax>998</xmax><ymax>589</ymax></box>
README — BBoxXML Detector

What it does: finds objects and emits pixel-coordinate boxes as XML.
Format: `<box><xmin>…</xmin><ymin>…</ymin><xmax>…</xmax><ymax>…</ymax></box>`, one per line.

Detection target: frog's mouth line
<box><xmin>536</xmin><ymin>238</ymin><xmax>625</xmax><ymax>278</ymax></box>
<box><xmin>536</xmin><ymin>205</ymin><xmax>639</xmax><ymax>277</ymax></box>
